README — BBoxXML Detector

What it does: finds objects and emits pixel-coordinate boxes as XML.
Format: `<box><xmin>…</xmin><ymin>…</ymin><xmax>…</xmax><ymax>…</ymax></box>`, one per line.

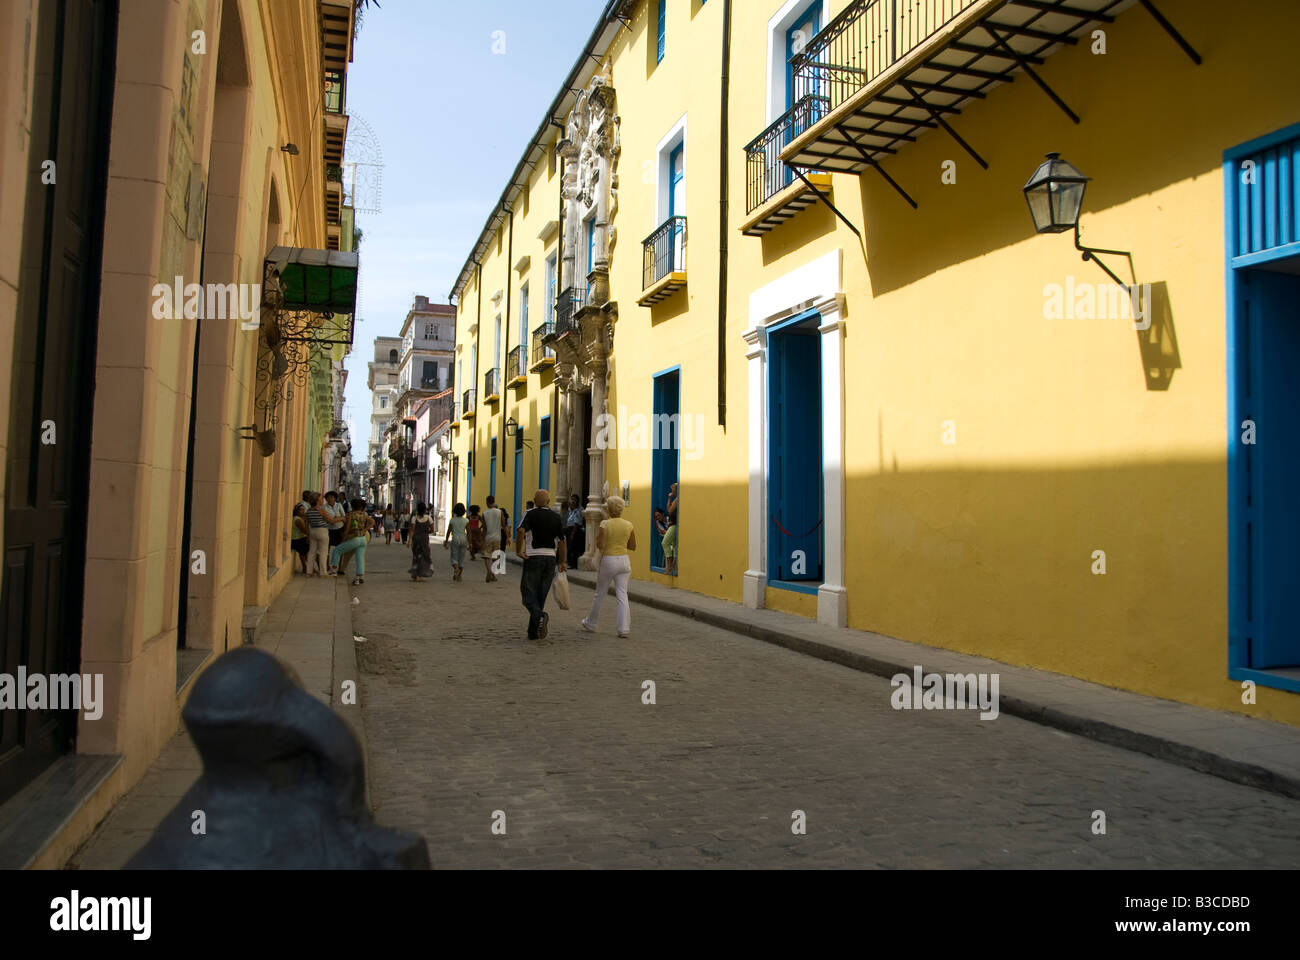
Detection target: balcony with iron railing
<box><xmin>507</xmin><ymin>345</ymin><xmax>527</xmax><ymax>385</ymax></box>
<box><xmin>462</xmin><ymin>389</ymin><xmax>476</xmax><ymax>420</ymax></box>
<box><xmin>554</xmin><ymin>285</ymin><xmax>589</xmax><ymax>338</ymax></box>
<box><xmin>483</xmin><ymin>367</ymin><xmax>501</xmax><ymax>402</ymax></box>
<box><xmin>639</xmin><ymin>216</ymin><xmax>687</xmax><ymax>306</ymax></box>
<box><xmin>530</xmin><ymin>323</ymin><xmax>556</xmax><ymax>370</ymax></box>
<box><xmin>779</xmin><ymin>0</ymin><xmax>1126</xmax><ymax>182</ymax></box>
<box><xmin>741</xmin><ymin>96</ymin><xmax>834</xmax><ymax>236</ymax></box>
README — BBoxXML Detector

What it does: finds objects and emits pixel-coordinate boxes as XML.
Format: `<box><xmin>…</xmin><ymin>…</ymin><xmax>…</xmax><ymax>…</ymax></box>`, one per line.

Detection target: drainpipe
<box><xmin>717</xmin><ymin>0</ymin><xmax>733</xmax><ymax>428</ymax></box>
<box><xmin>503</xmin><ymin>208</ymin><xmax>513</xmax><ymax>474</ymax></box>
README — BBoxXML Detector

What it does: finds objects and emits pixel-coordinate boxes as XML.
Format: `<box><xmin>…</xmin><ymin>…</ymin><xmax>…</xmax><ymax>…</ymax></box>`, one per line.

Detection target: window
<box><xmin>380</xmin><ymin>396</ymin><xmax>387</xmax><ymax>409</ymax></box>
<box><xmin>538</xmin><ymin>416</ymin><xmax>551</xmax><ymax>490</ymax></box>
<box><xmin>457</xmin><ymin>359</ymin><xmax>463</xmax><ymax>395</ymax></box>
<box><xmin>657</xmin><ymin>0</ymin><xmax>666</xmax><ymax>63</ymax></box>
<box><xmin>656</xmin><ymin>117</ymin><xmax>688</xmax><ymax>225</ymax></box>
<box><xmin>422</xmin><ymin>360</ymin><xmax>436</xmax><ymax>386</ymax></box>
<box><xmin>768</xmin><ymin>1</ymin><xmax>826</xmax><ymax>123</ymax></box>
<box><xmin>493</xmin><ymin>315</ymin><xmax>502</xmax><ymax>376</ymax></box>
<box><xmin>545</xmin><ymin>253</ymin><xmax>557</xmax><ymax>321</ymax></box>
<box><xmin>389</xmin><ymin>348</ymin><xmax>398</xmax><ymax>363</ymax></box>
<box><xmin>424</xmin><ymin>322</ymin><xmax>437</xmax><ymax>339</ymax></box>
<box><xmin>651</xmin><ymin>368</ymin><xmax>680</xmax><ymax>574</ymax></box>
<box><xmin>585</xmin><ymin>215</ymin><xmax>596</xmax><ymax>276</ymax></box>
<box><xmin>519</xmin><ymin>283</ymin><xmax>529</xmax><ymax>366</ymax></box>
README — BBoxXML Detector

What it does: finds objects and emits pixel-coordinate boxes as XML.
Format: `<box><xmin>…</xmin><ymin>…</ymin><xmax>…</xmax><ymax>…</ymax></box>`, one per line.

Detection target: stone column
<box><xmin>742</xmin><ymin>327</ymin><xmax>766</xmax><ymax>610</ymax></box>
<box><xmin>554</xmin><ymin>375</ymin><xmax>571</xmax><ymax>501</ymax></box>
<box><xmin>817</xmin><ymin>308</ymin><xmax>848</xmax><ymax>628</ymax></box>
<box><xmin>580</xmin><ymin>360</ymin><xmax>607</xmax><ymax>571</ymax></box>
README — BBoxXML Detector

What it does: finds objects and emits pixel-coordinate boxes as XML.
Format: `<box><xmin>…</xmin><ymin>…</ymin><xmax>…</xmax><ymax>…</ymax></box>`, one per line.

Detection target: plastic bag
<box><xmin>552</xmin><ymin>571</ymin><xmax>571</xmax><ymax>610</ymax></box>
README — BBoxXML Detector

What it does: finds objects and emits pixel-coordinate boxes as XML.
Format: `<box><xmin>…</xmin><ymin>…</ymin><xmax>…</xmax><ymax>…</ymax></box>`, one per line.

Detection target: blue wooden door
<box><xmin>513</xmin><ymin>433</ymin><xmax>524</xmax><ymax>530</ymax></box>
<box><xmin>768</xmin><ymin>322</ymin><xmax>823</xmax><ymax>582</ymax></box>
<box><xmin>786</xmin><ymin>5</ymin><xmax>821</xmax><ymax>111</ymax></box>
<box><xmin>1238</xmin><ymin>267</ymin><xmax>1300</xmax><ymax>668</ymax></box>
<box><xmin>539</xmin><ymin>416</ymin><xmax>551</xmax><ymax>490</ymax></box>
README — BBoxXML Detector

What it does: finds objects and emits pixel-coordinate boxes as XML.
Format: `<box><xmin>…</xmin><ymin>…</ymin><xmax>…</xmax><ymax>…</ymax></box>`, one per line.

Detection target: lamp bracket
<box><xmin>1074</xmin><ymin>224</ymin><xmax>1136</xmax><ymax>288</ymax></box>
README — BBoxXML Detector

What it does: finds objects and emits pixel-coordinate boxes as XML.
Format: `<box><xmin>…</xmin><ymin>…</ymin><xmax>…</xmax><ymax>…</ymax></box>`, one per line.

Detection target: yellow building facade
<box><xmin>0</xmin><ymin>0</ymin><xmax>357</xmax><ymax>865</ymax></box>
<box><xmin>450</xmin><ymin>0</ymin><xmax>1300</xmax><ymax>726</ymax></box>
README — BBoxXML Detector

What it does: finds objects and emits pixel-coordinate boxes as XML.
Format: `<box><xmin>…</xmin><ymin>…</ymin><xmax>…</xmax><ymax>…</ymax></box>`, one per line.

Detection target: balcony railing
<box><xmin>745</xmin><ymin>96</ymin><xmax>830</xmax><ymax>213</ymax></box>
<box><xmin>555</xmin><ymin>285</ymin><xmax>588</xmax><ymax>338</ymax></box>
<box><xmin>791</xmin><ymin>0</ymin><xmax>982</xmax><ymax>114</ymax></box>
<box><xmin>462</xmin><ymin>389</ymin><xmax>476</xmax><ymax>417</ymax></box>
<box><xmin>507</xmin><ymin>345</ymin><xmax>526</xmax><ymax>383</ymax></box>
<box><xmin>642</xmin><ymin>216</ymin><xmax>687</xmax><ymax>290</ymax></box>
<box><xmin>324</xmin><ymin>69</ymin><xmax>345</xmax><ymax>114</ymax></box>
<box><xmin>530</xmin><ymin>322</ymin><xmax>556</xmax><ymax>367</ymax></box>
<box><xmin>483</xmin><ymin>367</ymin><xmax>501</xmax><ymax>399</ymax></box>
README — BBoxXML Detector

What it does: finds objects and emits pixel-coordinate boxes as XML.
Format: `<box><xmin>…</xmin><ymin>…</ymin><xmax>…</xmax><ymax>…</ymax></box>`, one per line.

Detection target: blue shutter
<box><xmin>539</xmin><ymin>416</ymin><xmax>551</xmax><ymax>490</ymax></box>
<box><xmin>656</xmin><ymin>0</ymin><xmax>666</xmax><ymax>63</ymax></box>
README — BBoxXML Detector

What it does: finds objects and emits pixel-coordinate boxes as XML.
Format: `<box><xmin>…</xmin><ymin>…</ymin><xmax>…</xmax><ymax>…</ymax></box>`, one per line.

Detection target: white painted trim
<box><xmin>655</xmin><ymin>113</ymin><xmax>688</xmax><ymax>226</ymax></box>
<box><xmin>742</xmin><ymin>248</ymin><xmax>845</xmax><ymax>620</ymax></box>
<box><xmin>765</xmin><ymin>0</ymin><xmax>831</xmax><ymax>125</ymax></box>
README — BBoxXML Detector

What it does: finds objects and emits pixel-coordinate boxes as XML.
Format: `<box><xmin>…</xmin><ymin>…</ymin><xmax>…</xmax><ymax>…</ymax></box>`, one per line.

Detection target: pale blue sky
<box><xmin>341</xmin><ymin>0</ymin><xmax>608</xmax><ymax>446</ymax></box>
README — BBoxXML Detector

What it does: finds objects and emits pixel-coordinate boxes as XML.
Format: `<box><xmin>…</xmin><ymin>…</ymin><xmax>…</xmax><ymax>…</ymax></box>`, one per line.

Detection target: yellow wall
<box><xmin>450</xmin><ymin>0</ymin><xmax>1300</xmax><ymax>725</ymax></box>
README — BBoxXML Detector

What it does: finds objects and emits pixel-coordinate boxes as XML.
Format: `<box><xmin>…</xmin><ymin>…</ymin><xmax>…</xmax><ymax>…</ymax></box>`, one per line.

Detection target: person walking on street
<box><xmin>305</xmin><ymin>494</ymin><xmax>331</xmax><ymax>577</ymax></box>
<box><xmin>482</xmin><ymin>495</ymin><xmax>504</xmax><ymax>582</ymax></box>
<box><xmin>331</xmin><ymin>498</ymin><xmax>373</xmax><ymax>586</ymax></box>
<box><xmin>383</xmin><ymin>505</ymin><xmax>397</xmax><ymax>545</ymax></box>
<box><xmin>444</xmin><ymin>502</ymin><xmax>469</xmax><ymax>581</ymax></box>
<box><xmin>516</xmin><ymin>489</ymin><xmax>567</xmax><ymax>640</ymax></box>
<box><xmin>399</xmin><ymin>506</ymin><xmax>412</xmax><ymax>545</ymax></box>
<box><xmin>408</xmin><ymin>502</ymin><xmax>434</xmax><ymax>582</ymax></box>
<box><xmin>582</xmin><ymin>495</ymin><xmax>636</xmax><ymax>638</ymax></box>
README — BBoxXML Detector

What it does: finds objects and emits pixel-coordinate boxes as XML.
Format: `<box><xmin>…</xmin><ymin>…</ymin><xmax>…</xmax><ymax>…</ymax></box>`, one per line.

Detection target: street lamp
<box><xmin>504</xmin><ymin>417</ymin><xmax>519</xmax><ymax>438</ymax></box>
<box><xmin>1023</xmin><ymin>152</ymin><xmax>1133</xmax><ymax>287</ymax></box>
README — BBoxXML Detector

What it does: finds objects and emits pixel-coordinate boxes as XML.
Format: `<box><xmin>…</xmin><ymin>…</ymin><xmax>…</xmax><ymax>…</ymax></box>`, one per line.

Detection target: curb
<box><xmin>564</xmin><ymin>569</ymin><xmax>1300</xmax><ymax>801</ymax></box>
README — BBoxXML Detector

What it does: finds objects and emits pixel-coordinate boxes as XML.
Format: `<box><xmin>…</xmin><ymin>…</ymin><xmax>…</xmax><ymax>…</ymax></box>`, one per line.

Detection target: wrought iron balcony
<box><xmin>555</xmin><ymin>285</ymin><xmax>588</xmax><ymax>338</ymax></box>
<box><xmin>483</xmin><ymin>367</ymin><xmax>501</xmax><ymax>400</ymax></box>
<box><xmin>507</xmin><ymin>345</ymin><xmax>526</xmax><ymax>384</ymax></box>
<box><xmin>530</xmin><ymin>322</ymin><xmax>556</xmax><ymax>369</ymax></box>
<box><xmin>780</xmin><ymin>0</ymin><xmax>1141</xmax><ymax>191</ymax></box>
<box><xmin>743</xmin><ymin>95</ymin><xmax>832</xmax><ymax>227</ymax></box>
<box><xmin>462</xmin><ymin>389</ymin><xmax>476</xmax><ymax>419</ymax></box>
<box><xmin>639</xmin><ymin>216</ymin><xmax>687</xmax><ymax>306</ymax></box>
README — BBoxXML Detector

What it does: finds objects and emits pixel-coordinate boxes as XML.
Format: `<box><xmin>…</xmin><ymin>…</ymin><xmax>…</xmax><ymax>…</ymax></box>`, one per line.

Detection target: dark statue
<box><xmin>127</xmin><ymin>646</ymin><xmax>429</xmax><ymax>869</ymax></box>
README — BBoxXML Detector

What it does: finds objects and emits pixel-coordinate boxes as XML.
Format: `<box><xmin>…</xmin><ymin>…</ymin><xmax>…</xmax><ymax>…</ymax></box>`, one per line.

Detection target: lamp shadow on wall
<box><xmin>1138</xmin><ymin>280</ymin><xmax>1181</xmax><ymax>391</ymax></box>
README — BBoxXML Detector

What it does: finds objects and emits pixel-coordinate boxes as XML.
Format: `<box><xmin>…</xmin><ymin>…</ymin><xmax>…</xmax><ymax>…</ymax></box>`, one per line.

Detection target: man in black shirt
<box><xmin>516</xmin><ymin>489</ymin><xmax>567</xmax><ymax>639</ymax></box>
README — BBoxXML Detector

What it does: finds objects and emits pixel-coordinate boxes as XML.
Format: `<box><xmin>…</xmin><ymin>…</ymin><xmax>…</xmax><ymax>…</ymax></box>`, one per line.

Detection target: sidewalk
<box><xmin>554</xmin><ymin>562</ymin><xmax>1300</xmax><ymax>800</ymax></box>
<box><xmin>66</xmin><ymin>572</ymin><xmax>363</xmax><ymax>869</ymax></box>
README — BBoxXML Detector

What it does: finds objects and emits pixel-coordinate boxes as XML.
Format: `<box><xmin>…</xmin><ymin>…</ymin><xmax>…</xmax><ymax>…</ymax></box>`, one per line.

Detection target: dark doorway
<box><xmin>767</xmin><ymin>313</ymin><xmax>823</xmax><ymax>586</ymax></box>
<box><xmin>0</xmin><ymin>0</ymin><xmax>117</xmax><ymax>806</ymax></box>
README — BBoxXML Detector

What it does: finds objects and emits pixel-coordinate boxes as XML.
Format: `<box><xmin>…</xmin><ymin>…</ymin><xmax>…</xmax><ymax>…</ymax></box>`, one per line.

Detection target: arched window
<box><xmin>389</xmin><ymin>348</ymin><xmax>398</xmax><ymax>364</ymax></box>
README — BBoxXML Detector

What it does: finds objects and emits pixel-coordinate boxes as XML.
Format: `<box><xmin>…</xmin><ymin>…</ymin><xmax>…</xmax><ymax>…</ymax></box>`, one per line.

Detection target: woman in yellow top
<box><xmin>581</xmin><ymin>495</ymin><xmax>636</xmax><ymax>638</ymax></box>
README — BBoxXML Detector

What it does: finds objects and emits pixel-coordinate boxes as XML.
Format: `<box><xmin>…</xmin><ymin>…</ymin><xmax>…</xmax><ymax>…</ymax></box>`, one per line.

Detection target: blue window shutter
<box><xmin>657</xmin><ymin>0</ymin><xmax>666</xmax><ymax>63</ymax></box>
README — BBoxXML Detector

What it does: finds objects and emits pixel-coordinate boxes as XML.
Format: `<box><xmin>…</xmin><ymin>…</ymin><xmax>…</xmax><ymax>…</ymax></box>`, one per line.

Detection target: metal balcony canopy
<box><xmin>780</xmin><ymin>0</ymin><xmax>1198</xmax><ymax>202</ymax></box>
<box><xmin>265</xmin><ymin>247</ymin><xmax>359</xmax><ymax>315</ymax></box>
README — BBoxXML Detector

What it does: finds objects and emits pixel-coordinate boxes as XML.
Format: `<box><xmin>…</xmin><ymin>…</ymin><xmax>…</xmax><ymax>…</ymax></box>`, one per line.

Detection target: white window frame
<box><xmin>655</xmin><ymin>114</ymin><xmax>688</xmax><ymax>226</ymax></box>
<box><xmin>766</xmin><ymin>0</ymin><xmax>830</xmax><ymax>125</ymax></box>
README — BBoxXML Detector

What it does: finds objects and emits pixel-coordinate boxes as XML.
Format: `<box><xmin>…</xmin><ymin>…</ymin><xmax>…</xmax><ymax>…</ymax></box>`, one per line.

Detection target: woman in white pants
<box><xmin>305</xmin><ymin>494</ymin><xmax>332</xmax><ymax>577</ymax></box>
<box><xmin>581</xmin><ymin>496</ymin><xmax>636</xmax><ymax>638</ymax></box>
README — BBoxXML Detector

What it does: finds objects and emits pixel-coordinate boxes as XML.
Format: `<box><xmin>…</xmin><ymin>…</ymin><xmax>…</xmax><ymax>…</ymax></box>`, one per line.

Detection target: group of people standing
<box><xmin>290</xmin><ymin>490</ymin><xmax>372</xmax><ymax>586</ymax></box>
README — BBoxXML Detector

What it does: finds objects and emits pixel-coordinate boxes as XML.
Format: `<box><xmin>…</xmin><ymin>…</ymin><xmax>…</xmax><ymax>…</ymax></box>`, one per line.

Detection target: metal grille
<box><xmin>642</xmin><ymin>217</ymin><xmax>687</xmax><ymax>289</ymax></box>
<box><xmin>745</xmin><ymin>96</ymin><xmax>829</xmax><ymax>213</ymax></box>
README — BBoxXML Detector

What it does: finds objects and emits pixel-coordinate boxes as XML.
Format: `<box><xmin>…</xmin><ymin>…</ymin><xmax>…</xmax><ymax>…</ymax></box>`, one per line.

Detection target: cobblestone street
<box><xmin>352</xmin><ymin>542</ymin><xmax>1300</xmax><ymax>868</ymax></box>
